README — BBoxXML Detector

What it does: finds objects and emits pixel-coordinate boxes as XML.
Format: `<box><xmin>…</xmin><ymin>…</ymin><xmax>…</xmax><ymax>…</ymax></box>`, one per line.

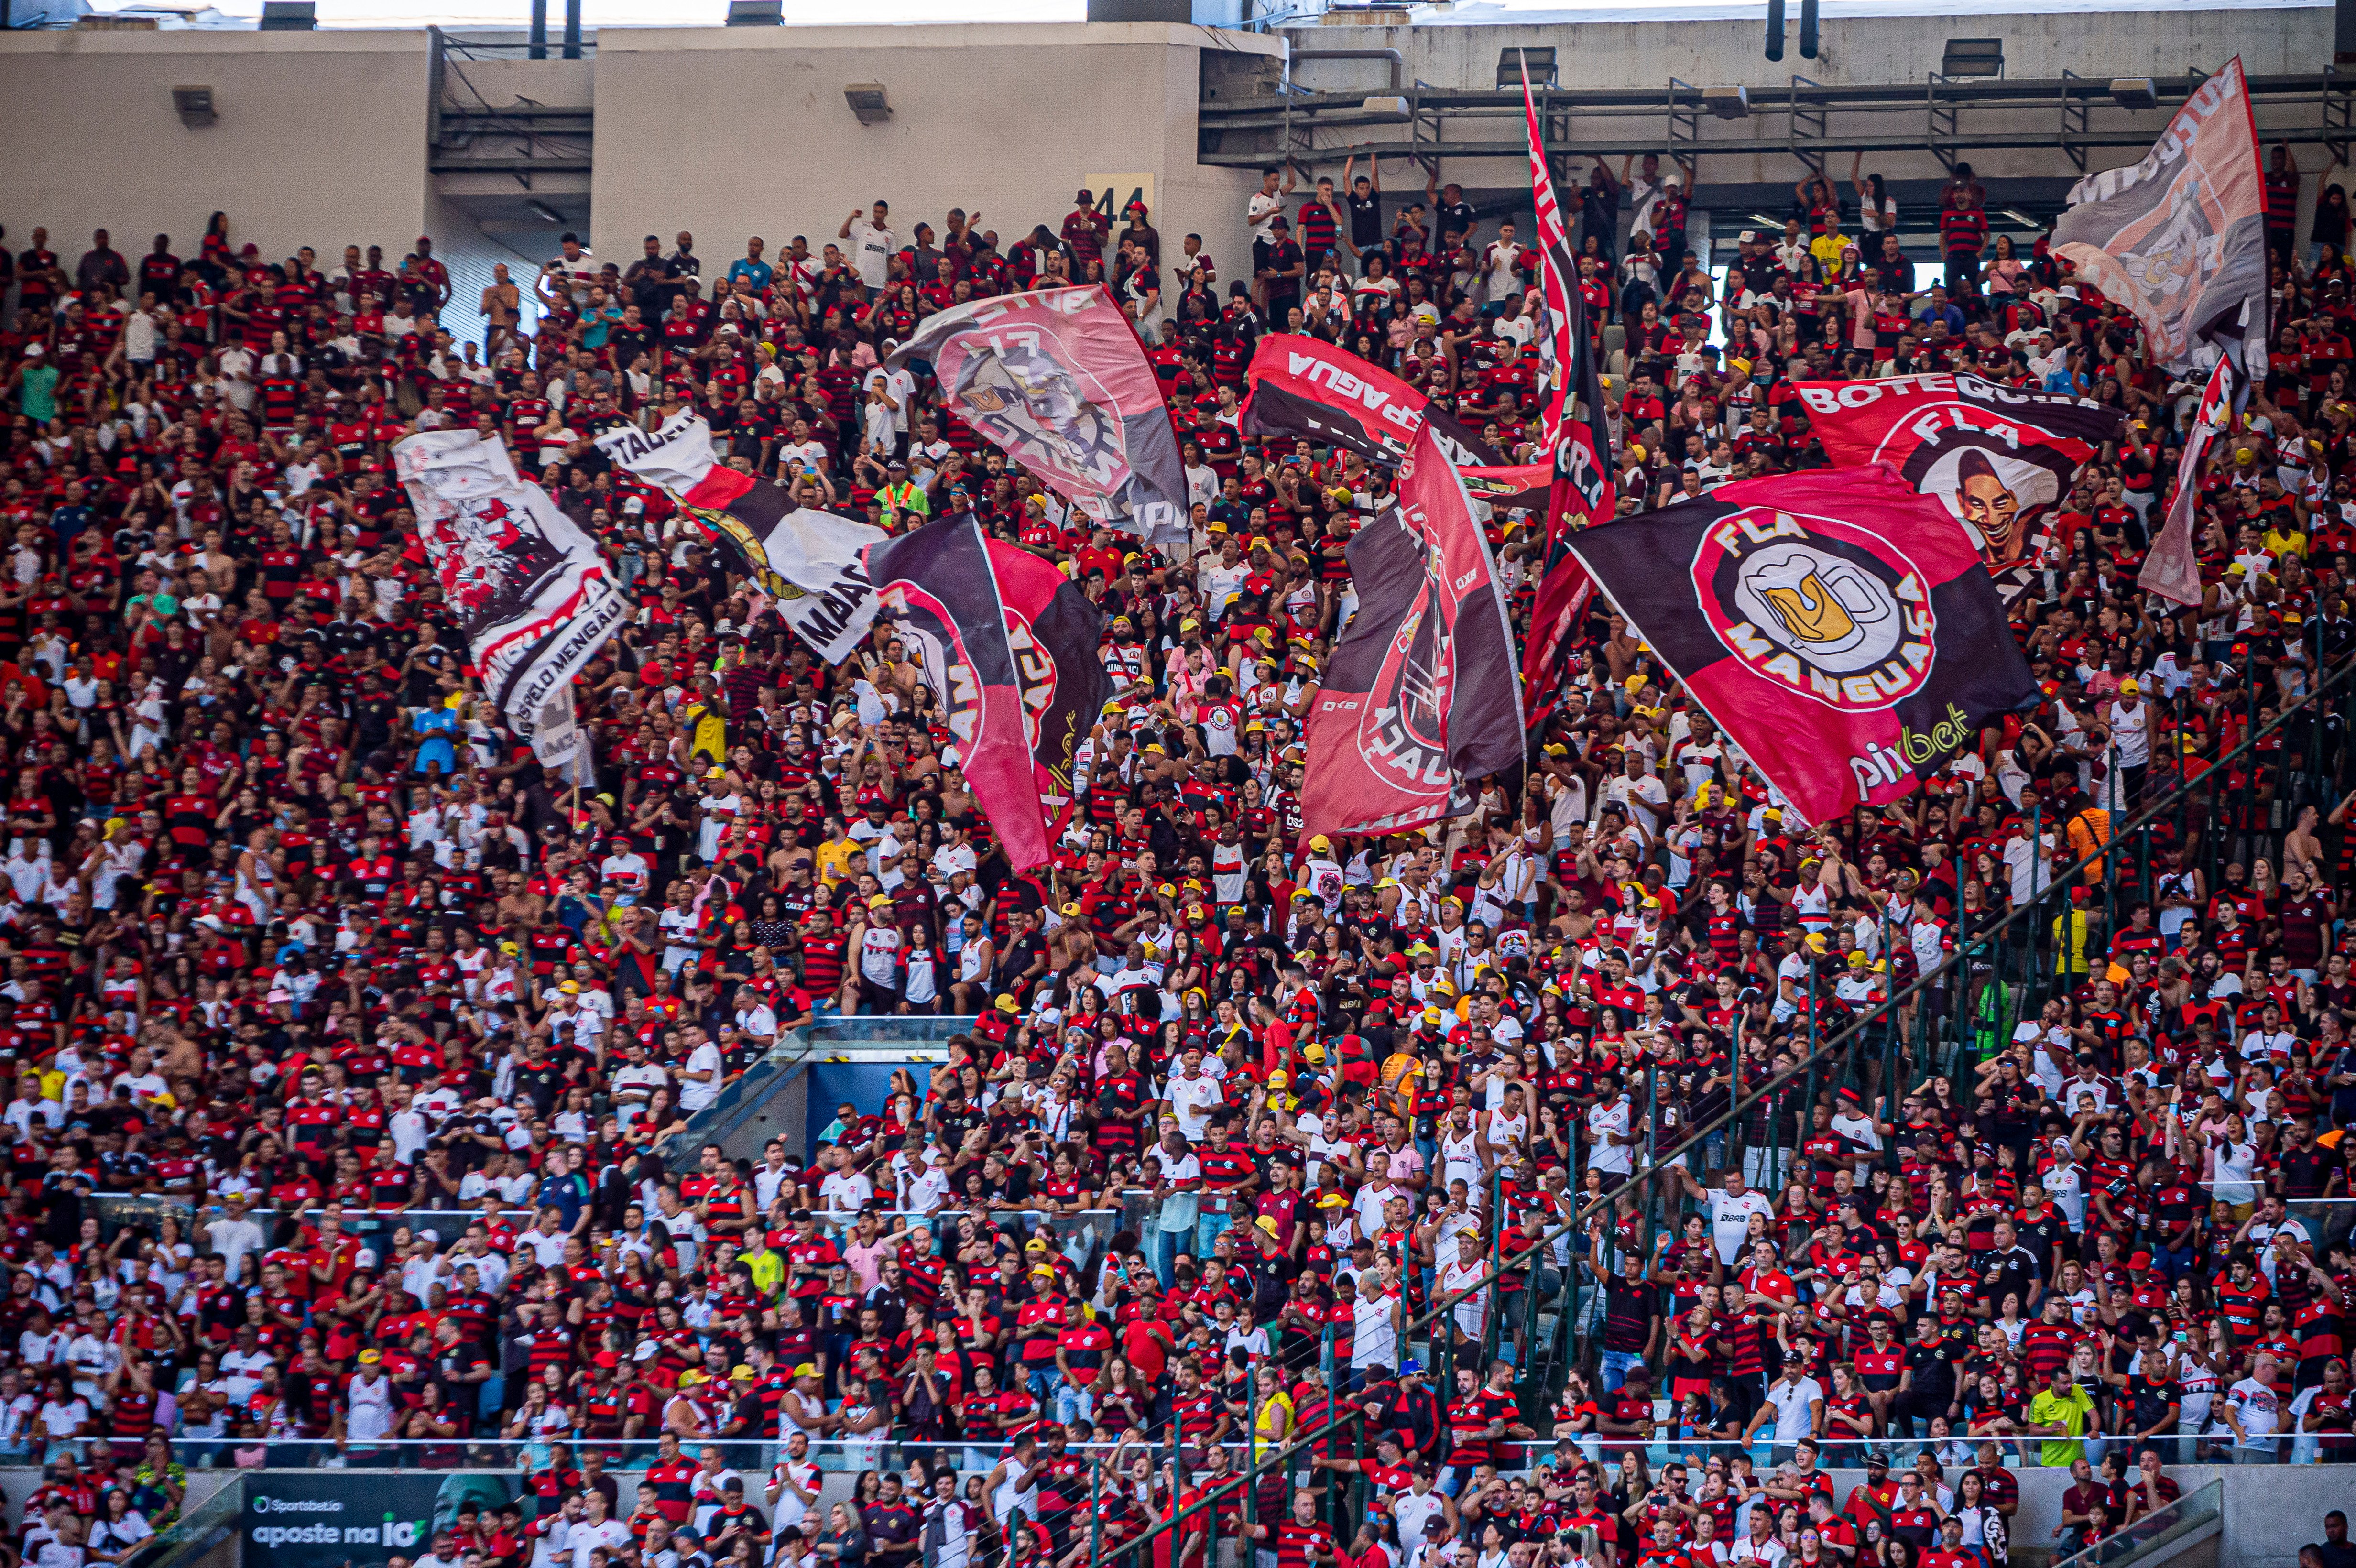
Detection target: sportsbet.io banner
<box><xmin>1564</xmin><ymin>464</ymin><xmax>2038</xmax><ymax>825</ymax></box>
<box><xmin>245</xmin><ymin>1472</ymin><xmax>524</xmax><ymax>1568</ymax></box>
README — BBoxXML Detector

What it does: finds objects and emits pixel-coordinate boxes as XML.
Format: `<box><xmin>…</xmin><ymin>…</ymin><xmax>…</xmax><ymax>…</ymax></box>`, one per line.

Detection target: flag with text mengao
<box><xmin>2051</xmin><ymin>56</ymin><xmax>2269</xmax><ymax>380</ymax></box>
<box><xmin>1298</xmin><ymin>422</ymin><xmax>1526</xmax><ymax>843</ymax></box>
<box><xmin>1518</xmin><ymin>51</ymin><xmax>1616</xmax><ymax>711</ymax></box>
<box><xmin>1793</xmin><ymin>372</ymin><xmax>2124</xmax><ymax>605</ymax></box>
<box><xmin>862</xmin><ymin>514</ymin><xmax>1112</xmax><ymax>871</ymax></box>
<box><xmin>1565</xmin><ymin>465</ymin><xmax>2037</xmax><ymax>826</ymax></box>
<box><xmin>393</xmin><ymin>429</ymin><xmax>631</xmax><ymax>768</ymax></box>
<box><xmin>597</xmin><ymin>411</ymin><xmax>884</xmax><ymax>665</ymax></box>
<box><xmin>887</xmin><ymin>287</ymin><xmax>1190</xmax><ymax>550</ymax></box>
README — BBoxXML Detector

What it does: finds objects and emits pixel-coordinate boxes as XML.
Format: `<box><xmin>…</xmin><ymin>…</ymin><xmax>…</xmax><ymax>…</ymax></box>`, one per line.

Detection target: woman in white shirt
<box><xmin>86</xmin><ymin>1492</ymin><xmax>153</xmax><ymax>1566</ymax></box>
<box><xmin>1851</xmin><ymin>154</ymin><xmax>1899</xmax><ymax>235</ymax></box>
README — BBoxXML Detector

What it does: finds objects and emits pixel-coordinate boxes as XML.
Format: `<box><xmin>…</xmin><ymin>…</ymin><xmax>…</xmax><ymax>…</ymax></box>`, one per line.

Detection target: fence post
<box><xmin>1089</xmin><ymin>1438</ymin><xmax>1104</xmax><ymax>1568</ymax></box>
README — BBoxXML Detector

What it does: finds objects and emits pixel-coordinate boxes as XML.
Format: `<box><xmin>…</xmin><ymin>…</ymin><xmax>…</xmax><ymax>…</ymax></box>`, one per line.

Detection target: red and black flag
<box><xmin>1564</xmin><ymin>464</ymin><xmax>2037</xmax><ymax>826</ymax></box>
<box><xmin>1519</xmin><ymin>54</ymin><xmax>1617</xmax><ymax>714</ymax></box>
<box><xmin>1299</xmin><ymin>424</ymin><xmax>1525</xmax><ymax>843</ymax></box>
<box><xmin>1241</xmin><ymin>334</ymin><xmax>1507</xmax><ymax>468</ymax></box>
<box><xmin>1794</xmin><ymin>372</ymin><xmax>2122</xmax><ymax>603</ymax></box>
<box><xmin>863</xmin><ymin>515</ymin><xmax>1111</xmax><ymax>871</ymax></box>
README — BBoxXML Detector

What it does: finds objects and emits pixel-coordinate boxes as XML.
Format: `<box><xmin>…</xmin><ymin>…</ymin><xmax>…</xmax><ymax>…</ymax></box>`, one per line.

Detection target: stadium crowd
<box><xmin>0</xmin><ymin>128</ymin><xmax>2353</xmax><ymax>1568</ymax></box>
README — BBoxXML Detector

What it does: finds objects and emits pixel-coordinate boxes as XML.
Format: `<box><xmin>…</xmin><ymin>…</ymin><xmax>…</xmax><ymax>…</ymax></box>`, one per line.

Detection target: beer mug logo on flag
<box><xmin>1696</xmin><ymin>510</ymin><xmax>1935</xmax><ymax>711</ymax></box>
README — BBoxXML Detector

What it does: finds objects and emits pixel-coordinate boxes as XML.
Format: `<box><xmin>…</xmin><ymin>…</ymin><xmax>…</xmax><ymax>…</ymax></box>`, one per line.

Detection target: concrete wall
<box><xmin>0</xmin><ymin>29</ymin><xmax>435</xmax><ymax>273</ymax></box>
<box><xmin>589</xmin><ymin>22</ymin><xmax>1276</xmax><ymax>304</ymax></box>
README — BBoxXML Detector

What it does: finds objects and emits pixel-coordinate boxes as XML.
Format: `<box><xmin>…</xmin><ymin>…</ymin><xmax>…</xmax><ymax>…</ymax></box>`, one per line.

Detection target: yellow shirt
<box><xmin>815</xmin><ymin>836</ymin><xmax>863</xmax><ymax>886</ymax></box>
<box><xmin>1254</xmin><ymin>1389</ymin><xmax>1294</xmax><ymax>1463</ymax></box>
<box><xmin>2028</xmin><ymin>1385</ymin><xmax>2094</xmax><ymax>1468</ymax></box>
<box><xmin>2050</xmin><ymin>909</ymin><xmax>2092</xmax><ymax>976</ymax></box>
<box><xmin>2263</xmin><ymin>526</ymin><xmax>2307</xmax><ymax>560</ymax></box>
<box><xmin>1810</xmin><ymin>232</ymin><xmax>1848</xmax><ymax>271</ymax></box>
<box><xmin>686</xmin><ymin>701</ymin><xmax>727</xmax><ymax>768</ymax></box>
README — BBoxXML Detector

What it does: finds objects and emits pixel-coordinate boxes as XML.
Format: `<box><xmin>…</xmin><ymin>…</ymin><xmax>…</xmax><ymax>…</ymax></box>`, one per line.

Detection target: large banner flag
<box><xmin>863</xmin><ymin>515</ymin><xmax>1112</xmax><ymax>870</ymax></box>
<box><xmin>1793</xmin><ymin>373</ymin><xmax>2124</xmax><ymax>603</ymax></box>
<box><xmin>1240</xmin><ymin>334</ymin><xmax>1508</xmax><ymax>469</ymax></box>
<box><xmin>1519</xmin><ymin>53</ymin><xmax>1618</xmax><ymax>712</ymax></box>
<box><xmin>1565</xmin><ymin>465</ymin><xmax>2037</xmax><ymax>825</ymax></box>
<box><xmin>1300</xmin><ymin>424</ymin><xmax>1525</xmax><ymax>842</ymax></box>
<box><xmin>887</xmin><ymin>287</ymin><xmax>1189</xmax><ymax>548</ymax></box>
<box><xmin>598</xmin><ymin>412</ymin><xmax>883</xmax><ymax>664</ymax></box>
<box><xmin>2052</xmin><ymin>56</ymin><xmax>2269</xmax><ymax>378</ymax></box>
<box><xmin>393</xmin><ymin>429</ymin><xmax>630</xmax><ymax>767</ymax></box>
<box><xmin>2141</xmin><ymin>359</ymin><xmax>2236</xmax><ymax>606</ymax></box>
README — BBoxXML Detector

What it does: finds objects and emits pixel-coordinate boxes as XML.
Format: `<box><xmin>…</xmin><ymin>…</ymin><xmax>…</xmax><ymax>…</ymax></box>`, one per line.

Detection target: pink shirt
<box><xmin>845</xmin><ymin>1238</ymin><xmax>892</xmax><ymax>1293</ymax></box>
<box><xmin>1380</xmin><ymin>1142</ymin><xmax>1426</xmax><ymax>1184</ymax></box>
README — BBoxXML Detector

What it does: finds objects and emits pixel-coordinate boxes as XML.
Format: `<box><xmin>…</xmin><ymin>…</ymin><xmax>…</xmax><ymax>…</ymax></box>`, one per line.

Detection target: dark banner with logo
<box><xmin>984</xmin><ymin>540</ymin><xmax>1115</xmax><ymax>850</ymax></box>
<box><xmin>1565</xmin><ymin>465</ymin><xmax>2037</xmax><ymax>825</ymax></box>
<box><xmin>865</xmin><ymin>516</ymin><xmax>1107</xmax><ymax>870</ymax></box>
<box><xmin>1300</xmin><ymin>424</ymin><xmax>1524</xmax><ymax>841</ymax></box>
<box><xmin>244</xmin><ymin>1472</ymin><xmax>522</xmax><ymax>1568</ymax></box>
<box><xmin>1794</xmin><ymin>373</ymin><xmax>2122</xmax><ymax>603</ymax></box>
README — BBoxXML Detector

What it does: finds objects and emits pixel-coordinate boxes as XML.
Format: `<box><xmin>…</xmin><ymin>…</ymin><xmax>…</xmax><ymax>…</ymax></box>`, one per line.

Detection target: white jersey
<box><xmin>858</xmin><ymin>925</ymin><xmax>902</xmax><ymax>985</ymax></box>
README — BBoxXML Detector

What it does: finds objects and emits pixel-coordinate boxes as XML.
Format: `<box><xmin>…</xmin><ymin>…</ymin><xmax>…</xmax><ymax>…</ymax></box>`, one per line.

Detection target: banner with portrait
<box><xmin>1794</xmin><ymin>373</ymin><xmax>2123</xmax><ymax>603</ymax></box>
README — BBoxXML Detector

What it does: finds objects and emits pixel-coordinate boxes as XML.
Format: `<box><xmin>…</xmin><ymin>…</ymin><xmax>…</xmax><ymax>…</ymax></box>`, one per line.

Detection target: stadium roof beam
<box><xmin>1200</xmin><ymin>69</ymin><xmax>2356</xmax><ymax>168</ymax></box>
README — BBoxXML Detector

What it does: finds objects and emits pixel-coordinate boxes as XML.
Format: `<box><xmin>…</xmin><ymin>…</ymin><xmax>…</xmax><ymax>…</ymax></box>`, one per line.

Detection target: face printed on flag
<box><xmin>888</xmin><ymin>288</ymin><xmax>1189</xmax><ymax>547</ymax></box>
<box><xmin>1916</xmin><ymin>442</ymin><xmax>2064</xmax><ymax>571</ymax></box>
<box><xmin>2052</xmin><ymin>56</ymin><xmax>2268</xmax><ymax>377</ymax></box>
<box><xmin>952</xmin><ymin>339</ymin><xmax>1129</xmax><ymax>492</ymax></box>
<box><xmin>1796</xmin><ymin>374</ymin><xmax>2121</xmax><ymax>594</ymax></box>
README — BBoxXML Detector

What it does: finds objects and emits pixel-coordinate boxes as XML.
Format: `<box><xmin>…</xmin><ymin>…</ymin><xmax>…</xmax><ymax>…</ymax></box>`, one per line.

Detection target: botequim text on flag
<box><xmin>2141</xmin><ymin>359</ymin><xmax>2237</xmax><ymax>606</ymax></box>
<box><xmin>862</xmin><ymin>514</ymin><xmax>1112</xmax><ymax>870</ymax></box>
<box><xmin>1299</xmin><ymin>423</ymin><xmax>1525</xmax><ymax>842</ymax></box>
<box><xmin>393</xmin><ymin>428</ymin><xmax>631</xmax><ymax>767</ymax></box>
<box><xmin>887</xmin><ymin>286</ymin><xmax>1190</xmax><ymax>549</ymax></box>
<box><xmin>2051</xmin><ymin>55</ymin><xmax>2269</xmax><ymax>378</ymax></box>
<box><xmin>1793</xmin><ymin>372</ymin><xmax>2124</xmax><ymax>603</ymax></box>
<box><xmin>1564</xmin><ymin>464</ymin><xmax>2037</xmax><ymax>826</ymax></box>
<box><xmin>597</xmin><ymin>411</ymin><xmax>884</xmax><ymax>665</ymax></box>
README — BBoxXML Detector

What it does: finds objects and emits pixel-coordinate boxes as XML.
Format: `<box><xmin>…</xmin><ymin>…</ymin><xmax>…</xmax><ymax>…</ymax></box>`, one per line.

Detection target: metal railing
<box><xmin>1094</xmin><ymin>616</ymin><xmax>2356</xmax><ymax>1568</ymax></box>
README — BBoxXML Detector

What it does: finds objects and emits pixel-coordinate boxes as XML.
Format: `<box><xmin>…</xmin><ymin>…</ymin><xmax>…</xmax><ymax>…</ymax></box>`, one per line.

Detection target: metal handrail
<box><xmin>1095</xmin><ymin>619</ymin><xmax>2356</xmax><ymax>1568</ymax></box>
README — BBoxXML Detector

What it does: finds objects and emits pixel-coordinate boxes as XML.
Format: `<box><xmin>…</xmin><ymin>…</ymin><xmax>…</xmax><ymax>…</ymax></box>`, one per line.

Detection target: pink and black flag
<box><xmin>863</xmin><ymin>515</ymin><xmax>1112</xmax><ymax>869</ymax></box>
<box><xmin>1565</xmin><ymin>465</ymin><xmax>2037</xmax><ymax>826</ymax></box>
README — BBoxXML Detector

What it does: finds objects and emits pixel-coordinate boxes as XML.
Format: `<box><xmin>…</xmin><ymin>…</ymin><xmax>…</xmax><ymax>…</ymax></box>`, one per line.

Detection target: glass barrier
<box><xmin>2046</xmin><ymin>1476</ymin><xmax>2222</xmax><ymax>1568</ymax></box>
<box><xmin>807</xmin><ymin>1016</ymin><xmax>981</xmax><ymax>1047</ymax></box>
